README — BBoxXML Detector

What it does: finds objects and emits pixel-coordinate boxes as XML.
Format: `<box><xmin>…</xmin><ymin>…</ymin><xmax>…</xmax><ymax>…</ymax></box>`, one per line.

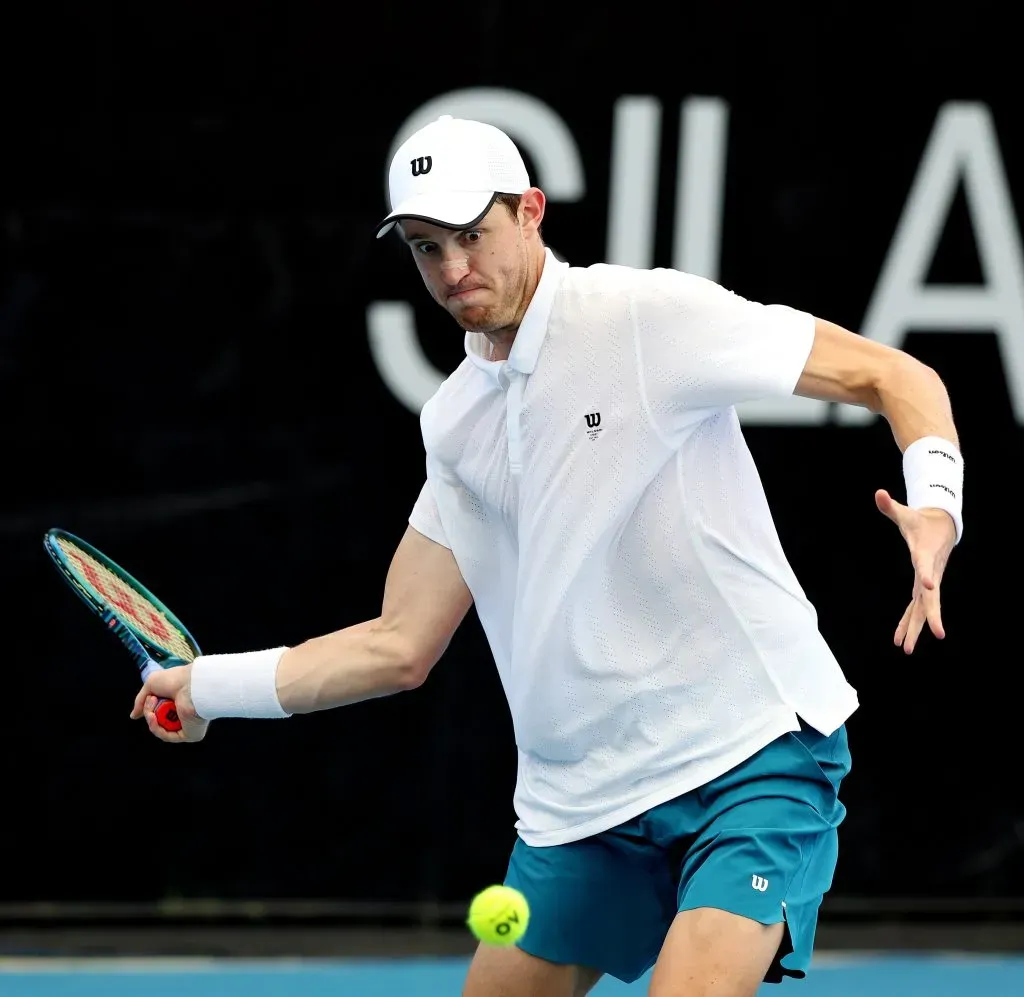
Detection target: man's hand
<box><xmin>130</xmin><ymin>662</ymin><xmax>209</xmax><ymax>743</ymax></box>
<box><xmin>875</xmin><ymin>488</ymin><xmax>957</xmax><ymax>654</ymax></box>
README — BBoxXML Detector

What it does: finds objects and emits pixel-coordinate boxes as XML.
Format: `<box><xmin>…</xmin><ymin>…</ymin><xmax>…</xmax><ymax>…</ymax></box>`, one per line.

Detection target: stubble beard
<box><xmin>453</xmin><ymin>262</ymin><xmax>525</xmax><ymax>336</ymax></box>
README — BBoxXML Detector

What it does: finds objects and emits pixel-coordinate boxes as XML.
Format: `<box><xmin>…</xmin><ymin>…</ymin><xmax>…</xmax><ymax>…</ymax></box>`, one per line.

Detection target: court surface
<box><xmin>2</xmin><ymin>953</ymin><xmax>1023</xmax><ymax>995</ymax></box>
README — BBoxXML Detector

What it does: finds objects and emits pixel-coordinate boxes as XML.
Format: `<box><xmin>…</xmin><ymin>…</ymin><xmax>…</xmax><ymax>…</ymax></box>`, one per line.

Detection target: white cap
<box><xmin>375</xmin><ymin>115</ymin><xmax>530</xmax><ymax>239</ymax></box>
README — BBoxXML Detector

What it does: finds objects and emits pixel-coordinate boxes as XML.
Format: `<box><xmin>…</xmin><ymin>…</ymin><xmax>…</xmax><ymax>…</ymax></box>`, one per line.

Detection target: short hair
<box><xmin>494</xmin><ymin>193</ymin><xmax>521</xmax><ymax>219</ymax></box>
<box><xmin>494</xmin><ymin>192</ymin><xmax>545</xmax><ymax>241</ymax></box>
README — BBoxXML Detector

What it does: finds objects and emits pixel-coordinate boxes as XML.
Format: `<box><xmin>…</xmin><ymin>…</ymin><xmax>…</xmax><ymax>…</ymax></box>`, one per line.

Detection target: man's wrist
<box><xmin>190</xmin><ymin>648</ymin><xmax>292</xmax><ymax>720</ymax></box>
<box><xmin>903</xmin><ymin>436</ymin><xmax>964</xmax><ymax>544</ymax></box>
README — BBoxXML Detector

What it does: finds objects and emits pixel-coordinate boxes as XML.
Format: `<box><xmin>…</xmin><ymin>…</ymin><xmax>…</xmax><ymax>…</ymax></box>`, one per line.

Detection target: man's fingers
<box><xmin>894</xmin><ymin>602</ymin><xmax>913</xmax><ymax>646</ymax></box>
<box><xmin>146</xmin><ymin>711</ymin><xmax>176</xmax><ymax>741</ymax></box>
<box><xmin>144</xmin><ymin>699</ymin><xmax>186</xmax><ymax>742</ymax></box>
<box><xmin>902</xmin><ymin>600</ymin><xmax>928</xmax><ymax>654</ymax></box>
<box><xmin>925</xmin><ymin>585</ymin><xmax>945</xmax><ymax>640</ymax></box>
<box><xmin>130</xmin><ymin>683</ymin><xmax>152</xmax><ymax>719</ymax></box>
<box><xmin>901</xmin><ymin>583</ymin><xmax>947</xmax><ymax>652</ymax></box>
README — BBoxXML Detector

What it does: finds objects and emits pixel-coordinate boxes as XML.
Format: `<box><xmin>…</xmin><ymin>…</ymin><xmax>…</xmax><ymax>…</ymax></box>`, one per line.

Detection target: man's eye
<box><xmin>415</xmin><ymin>243</ymin><xmax>436</xmax><ymax>255</ymax></box>
<box><xmin>464</xmin><ymin>231</ymin><xmax>482</xmax><ymax>243</ymax></box>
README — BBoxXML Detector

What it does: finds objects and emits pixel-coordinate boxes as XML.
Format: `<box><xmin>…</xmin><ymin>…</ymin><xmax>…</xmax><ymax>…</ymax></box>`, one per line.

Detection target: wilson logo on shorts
<box><xmin>751</xmin><ymin>875</ymin><xmax>769</xmax><ymax>892</ymax></box>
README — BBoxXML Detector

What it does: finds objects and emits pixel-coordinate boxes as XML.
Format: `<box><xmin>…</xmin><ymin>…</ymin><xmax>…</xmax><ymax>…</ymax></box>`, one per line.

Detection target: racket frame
<box><xmin>43</xmin><ymin>528</ymin><xmax>201</xmax><ymax>663</ymax></box>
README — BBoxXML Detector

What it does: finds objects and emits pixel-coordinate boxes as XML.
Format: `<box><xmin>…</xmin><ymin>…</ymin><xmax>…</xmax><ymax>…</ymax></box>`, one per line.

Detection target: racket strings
<box><xmin>55</xmin><ymin>537</ymin><xmax>196</xmax><ymax>661</ymax></box>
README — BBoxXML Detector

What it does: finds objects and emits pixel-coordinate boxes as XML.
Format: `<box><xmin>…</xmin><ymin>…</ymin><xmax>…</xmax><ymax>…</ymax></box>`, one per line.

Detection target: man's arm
<box><xmin>131</xmin><ymin>526</ymin><xmax>472</xmax><ymax>741</ymax></box>
<box><xmin>793</xmin><ymin>317</ymin><xmax>963</xmax><ymax>653</ymax></box>
<box><xmin>794</xmin><ymin>317</ymin><xmax>958</xmax><ymax>451</ymax></box>
<box><xmin>276</xmin><ymin>526</ymin><xmax>472</xmax><ymax>713</ymax></box>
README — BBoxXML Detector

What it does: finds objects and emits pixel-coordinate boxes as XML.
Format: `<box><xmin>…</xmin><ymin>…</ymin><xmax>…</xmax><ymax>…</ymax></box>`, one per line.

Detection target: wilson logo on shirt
<box><xmin>584</xmin><ymin>412</ymin><xmax>602</xmax><ymax>440</ymax></box>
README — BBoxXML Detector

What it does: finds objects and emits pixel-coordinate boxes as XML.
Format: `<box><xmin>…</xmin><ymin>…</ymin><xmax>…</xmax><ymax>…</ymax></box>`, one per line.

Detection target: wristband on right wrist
<box><xmin>189</xmin><ymin>647</ymin><xmax>291</xmax><ymax>720</ymax></box>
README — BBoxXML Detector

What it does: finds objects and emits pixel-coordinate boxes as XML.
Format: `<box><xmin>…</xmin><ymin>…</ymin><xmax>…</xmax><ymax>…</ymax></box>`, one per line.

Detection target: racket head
<box><xmin>43</xmin><ymin>528</ymin><xmax>201</xmax><ymax>663</ymax></box>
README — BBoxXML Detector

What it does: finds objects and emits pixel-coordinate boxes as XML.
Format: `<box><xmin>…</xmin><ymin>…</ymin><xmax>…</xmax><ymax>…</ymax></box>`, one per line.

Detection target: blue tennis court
<box><xmin>2</xmin><ymin>954</ymin><xmax>1023</xmax><ymax>996</ymax></box>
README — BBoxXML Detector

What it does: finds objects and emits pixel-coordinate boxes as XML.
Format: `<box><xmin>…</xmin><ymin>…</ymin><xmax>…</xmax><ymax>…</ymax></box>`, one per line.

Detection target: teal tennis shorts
<box><xmin>504</xmin><ymin>721</ymin><xmax>850</xmax><ymax>985</ymax></box>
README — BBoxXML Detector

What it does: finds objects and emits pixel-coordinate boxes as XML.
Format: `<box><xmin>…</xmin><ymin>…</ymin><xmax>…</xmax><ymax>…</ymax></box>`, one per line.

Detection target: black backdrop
<box><xmin>3</xmin><ymin>2</ymin><xmax>1022</xmax><ymax>914</ymax></box>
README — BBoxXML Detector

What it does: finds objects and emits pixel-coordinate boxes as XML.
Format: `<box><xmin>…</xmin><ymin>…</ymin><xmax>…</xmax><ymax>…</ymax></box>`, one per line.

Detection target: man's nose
<box><xmin>439</xmin><ymin>253</ymin><xmax>470</xmax><ymax>284</ymax></box>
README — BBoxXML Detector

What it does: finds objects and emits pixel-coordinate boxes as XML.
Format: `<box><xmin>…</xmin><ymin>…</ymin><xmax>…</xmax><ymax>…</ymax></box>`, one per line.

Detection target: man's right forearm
<box><xmin>275</xmin><ymin>619</ymin><xmax>425</xmax><ymax>714</ymax></box>
<box><xmin>189</xmin><ymin>619</ymin><xmax>425</xmax><ymax>721</ymax></box>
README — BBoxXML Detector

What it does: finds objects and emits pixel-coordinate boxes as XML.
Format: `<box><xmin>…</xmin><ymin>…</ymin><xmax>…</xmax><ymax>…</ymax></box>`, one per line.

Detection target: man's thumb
<box><xmin>875</xmin><ymin>488</ymin><xmax>904</xmax><ymax>524</ymax></box>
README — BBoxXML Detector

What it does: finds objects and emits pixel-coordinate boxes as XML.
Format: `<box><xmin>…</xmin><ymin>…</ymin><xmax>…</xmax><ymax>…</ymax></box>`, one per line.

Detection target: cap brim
<box><xmin>374</xmin><ymin>191</ymin><xmax>497</xmax><ymax>239</ymax></box>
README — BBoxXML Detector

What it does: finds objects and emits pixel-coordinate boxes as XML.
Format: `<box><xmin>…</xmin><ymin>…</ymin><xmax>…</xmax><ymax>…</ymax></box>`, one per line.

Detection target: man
<box><xmin>133</xmin><ymin>115</ymin><xmax>963</xmax><ymax>997</ymax></box>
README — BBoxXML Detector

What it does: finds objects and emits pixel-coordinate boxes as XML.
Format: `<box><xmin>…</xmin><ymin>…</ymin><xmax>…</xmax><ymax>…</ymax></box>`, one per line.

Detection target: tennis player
<box><xmin>133</xmin><ymin>115</ymin><xmax>963</xmax><ymax>997</ymax></box>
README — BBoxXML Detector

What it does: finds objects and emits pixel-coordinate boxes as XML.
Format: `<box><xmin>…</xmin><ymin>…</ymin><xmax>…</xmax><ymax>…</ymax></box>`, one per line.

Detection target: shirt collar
<box><xmin>464</xmin><ymin>248</ymin><xmax>569</xmax><ymax>382</ymax></box>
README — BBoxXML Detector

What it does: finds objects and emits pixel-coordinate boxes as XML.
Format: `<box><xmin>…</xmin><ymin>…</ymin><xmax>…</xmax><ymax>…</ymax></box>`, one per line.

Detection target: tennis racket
<box><xmin>43</xmin><ymin>528</ymin><xmax>202</xmax><ymax>732</ymax></box>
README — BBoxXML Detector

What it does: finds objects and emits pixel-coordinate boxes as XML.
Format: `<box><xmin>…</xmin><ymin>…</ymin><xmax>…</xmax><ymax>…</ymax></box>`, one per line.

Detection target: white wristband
<box><xmin>190</xmin><ymin>647</ymin><xmax>291</xmax><ymax>720</ymax></box>
<box><xmin>902</xmin><ymin>436</ymin><xmax>964</xmax><ymax>544</ymax></box>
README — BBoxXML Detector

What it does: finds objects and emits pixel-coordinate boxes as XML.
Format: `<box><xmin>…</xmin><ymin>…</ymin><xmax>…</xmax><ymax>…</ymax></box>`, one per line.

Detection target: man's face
<box><xmin>400</xmin><ymin>201</ymin><xmax>531</xmax><ymax>334</ymax></box>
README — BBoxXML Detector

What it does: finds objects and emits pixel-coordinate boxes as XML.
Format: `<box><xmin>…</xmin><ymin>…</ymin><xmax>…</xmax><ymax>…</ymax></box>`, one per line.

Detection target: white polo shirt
<box><xmin>409</xmin><ymin>248</ymin><xmax>858</xmax><ymax>847</ymax></box>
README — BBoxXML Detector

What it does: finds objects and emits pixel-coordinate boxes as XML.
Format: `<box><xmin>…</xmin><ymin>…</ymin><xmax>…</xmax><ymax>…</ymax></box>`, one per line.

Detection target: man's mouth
<box><xmin>449</xmin><ymin>283</ymin><xmax>485</xmax><ymax>298</ymax></box>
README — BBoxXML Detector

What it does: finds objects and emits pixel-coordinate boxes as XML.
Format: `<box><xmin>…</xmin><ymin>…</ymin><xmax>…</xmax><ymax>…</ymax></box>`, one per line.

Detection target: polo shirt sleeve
<box><xmin>632</xmin><ymin>269</ymin><xmax>816</xmax><ymax>435</ymax></box>
<box><xmin>408</xmin><ymin>479</ymin><xmax>451</xmax><ymax>549</ymax></box>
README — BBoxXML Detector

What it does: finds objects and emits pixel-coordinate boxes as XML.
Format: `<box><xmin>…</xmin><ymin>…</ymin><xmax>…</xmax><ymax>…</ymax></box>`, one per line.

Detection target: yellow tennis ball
<box><xmin>466</xmin><ymin>884</ymin><xmax>530</xmax><ymax>946</ymax></box>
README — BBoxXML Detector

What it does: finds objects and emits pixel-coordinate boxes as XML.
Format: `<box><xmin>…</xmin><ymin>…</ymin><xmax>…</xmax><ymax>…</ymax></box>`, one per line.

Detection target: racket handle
<box><xmin>153</xmin><ymin>699</ymin><xmax>182</xmax><ymax>732</ymax></box>
<box><xmin>139</xmin><ymin>659</ymin><xmax>183</xmax><ymax>733</ymax></box>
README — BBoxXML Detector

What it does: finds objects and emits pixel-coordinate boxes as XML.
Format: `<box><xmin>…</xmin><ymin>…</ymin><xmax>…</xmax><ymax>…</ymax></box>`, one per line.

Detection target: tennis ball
<box><xmin>466</xmin><ymin>884</ymin><xmax>530</xmax><ymax>946</ymax></box>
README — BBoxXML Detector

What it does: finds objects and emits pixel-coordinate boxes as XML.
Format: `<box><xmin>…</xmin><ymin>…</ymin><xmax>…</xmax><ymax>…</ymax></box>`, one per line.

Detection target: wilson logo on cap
<box><xmin>410</xmin><ymin>156</ymin><xmax>432</xmax><ymax>177</ymax></box>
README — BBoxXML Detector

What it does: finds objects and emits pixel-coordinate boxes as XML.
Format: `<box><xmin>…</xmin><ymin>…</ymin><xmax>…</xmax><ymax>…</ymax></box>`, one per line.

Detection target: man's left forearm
<box><xmin>875</xmin><ymin>353</ymin><xmax>959</xmax><ymax>453</ymax></box>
